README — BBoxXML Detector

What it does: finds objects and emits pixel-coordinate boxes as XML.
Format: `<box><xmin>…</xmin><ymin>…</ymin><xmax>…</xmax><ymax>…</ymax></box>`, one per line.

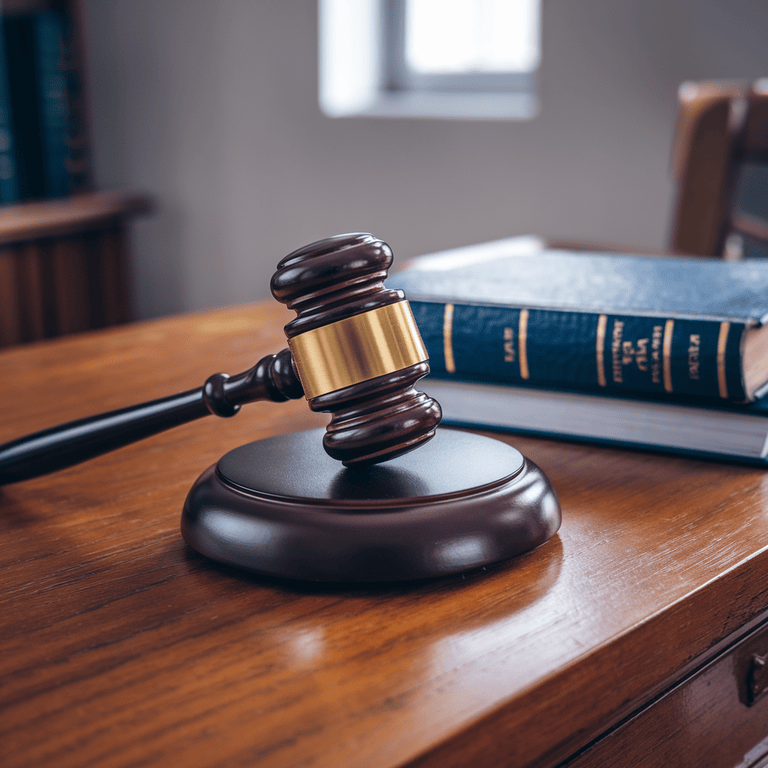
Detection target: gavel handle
<box><xmin>0</xmin><ymin>349</ymin><xmax>303</xmax><ymax>486</ymax></box>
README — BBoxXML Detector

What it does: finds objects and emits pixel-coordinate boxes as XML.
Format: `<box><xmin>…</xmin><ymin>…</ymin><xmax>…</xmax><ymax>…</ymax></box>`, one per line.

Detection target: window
<box><xmin>319</xmin><ymin>0</ymin><xmax>541</xmax><ymax>119</ymax></box>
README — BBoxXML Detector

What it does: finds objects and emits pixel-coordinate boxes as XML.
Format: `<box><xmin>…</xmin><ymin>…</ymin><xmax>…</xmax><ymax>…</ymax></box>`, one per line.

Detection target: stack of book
<box><xmin>392</xmin><ymin>236</ymin><xmax>768</xmax><ymax>464</ymax></box>
<box><xmin>0</xmin><ymin>8</ymin><xmax>86</xmax><ymax>204</ymax></box>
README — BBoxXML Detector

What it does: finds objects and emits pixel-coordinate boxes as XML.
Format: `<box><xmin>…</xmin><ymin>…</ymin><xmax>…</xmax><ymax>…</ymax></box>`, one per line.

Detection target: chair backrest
<box><xmin>670</xmin><ymin>78</ymin><xmax>768</xmax><ymax>259</ymax></box>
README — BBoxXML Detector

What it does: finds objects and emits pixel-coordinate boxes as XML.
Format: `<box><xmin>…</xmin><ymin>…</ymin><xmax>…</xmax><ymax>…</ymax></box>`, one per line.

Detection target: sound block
<box><xmin>181</xmin><ymin>428</ymin><xmax>560</xmax><ymax>582</ymax></box>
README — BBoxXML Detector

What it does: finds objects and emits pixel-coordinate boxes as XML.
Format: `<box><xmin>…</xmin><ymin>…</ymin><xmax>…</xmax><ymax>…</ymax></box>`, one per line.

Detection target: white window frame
<box><xmin>319</xmin><ymin>0</ymin><xmax>540</xmax><ymax>120</ymax></box>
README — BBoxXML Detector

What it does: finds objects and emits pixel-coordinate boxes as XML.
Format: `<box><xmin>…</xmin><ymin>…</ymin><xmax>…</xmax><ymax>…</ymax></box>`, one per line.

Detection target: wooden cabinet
<box><xmin>565</xmin><ymin>619</ymin><xmax>768</xmax><ymax>767</ymax></box>
<box><xmin>0</xmin><ymin>191</ymin><xmax>152</xmax><ymax>345</ymax></box>
<box><xmin>0</xmin><ymin>0</ymin><xmax>152</xmax><ymax>348</ymax></box>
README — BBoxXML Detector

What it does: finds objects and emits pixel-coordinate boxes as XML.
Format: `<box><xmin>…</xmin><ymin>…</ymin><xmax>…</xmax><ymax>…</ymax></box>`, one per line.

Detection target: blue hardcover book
<box><xmin>59</xmin><ymin>10</ymin><xmax>89</xmax><ymax>193</ymax></box>
<box><xmin>0</xmin><ymin>16</ymin><xmax>19</xmax><ymax>204</ymax></box>
<box><xmin>392</xmin><ymin>236</ymin><xmax>768</xmax><ymax>403</ymax></box>
<box><xmin>3</xmin><ymin>14</ymin><xmax>45</xmax><ymax>200</ymax></box>
<box><xmin>33</xmin><ymin>10</ymin><xmax>70</xmax><ymax>199</ymax></box>
<box><xmin>2</xmin><ymin>11</ymin><xmax>71</xmax><ymax>201</ymax></box>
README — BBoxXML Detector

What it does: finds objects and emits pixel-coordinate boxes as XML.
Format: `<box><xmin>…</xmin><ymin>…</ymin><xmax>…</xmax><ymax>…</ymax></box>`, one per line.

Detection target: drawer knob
<box><xmin>748</xmin><ymin>653</ymin><xmax>768</xmax><ymax>705</ymax></box>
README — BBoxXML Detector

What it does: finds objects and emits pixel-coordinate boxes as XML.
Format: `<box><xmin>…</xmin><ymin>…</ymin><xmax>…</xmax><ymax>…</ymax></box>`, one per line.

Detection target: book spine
<box><xmin>3</xmin><ymin>15</ymin><xmax>46</xmax><ymax>200</ymax></box>
<box><xmin>410</xmin><ymin>300</ymin><xmax>749</xmax><ymax>401</ymax></box>
<box><xmin>0</xmin><ymin>17</ymin><xmax>19</xmax><ymax>204</ymax></box>
<box><xmin>34</xmin><ymin>10</ymin><xmax>71</xmax><ymax>199</ymax></box>
<box><xmin>61</xmin><ymin>10</ymin><xmax>90</xmax><ymax>193</ymax></box>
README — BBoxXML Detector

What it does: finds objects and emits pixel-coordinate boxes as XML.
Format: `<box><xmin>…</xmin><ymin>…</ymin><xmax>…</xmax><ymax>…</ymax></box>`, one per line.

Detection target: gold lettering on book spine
<box><xmin>443</xmin><ymin>303</ymin><xmax>456</xmax><ymax>374</ymax></box>
<box><xmin>663</xmin><ymin>319</ymin><xmax>675</xmax><ymax>392</ymax></box>
<box><xmin>289</xmin><ymin>301</ymin><xmax>428</xmax><ymax>399</ymax></box>
<box><xmin>717</xmin><ymin>322</ymin><xmax>730</xmax><ymax>399</ymax></box>
<box><xmin>519</xmin><ymin>309</ymin><xmax>530</xmax><ymax>380</ymax></box>
<box><xmin>596</xmin><ymin>314</ymin><xmax>607</xmax><ymax>386</ymax></box>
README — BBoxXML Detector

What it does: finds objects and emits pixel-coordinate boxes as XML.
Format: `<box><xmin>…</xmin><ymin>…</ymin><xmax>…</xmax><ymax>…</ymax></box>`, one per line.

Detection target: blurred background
<box><xmin>10</xmin><ymin>0</ymin><xmax>768</xmax><ymax>324</ymax></box>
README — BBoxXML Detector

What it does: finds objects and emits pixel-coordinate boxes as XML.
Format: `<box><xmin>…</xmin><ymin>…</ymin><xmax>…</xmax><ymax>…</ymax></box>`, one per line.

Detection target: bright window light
<box><xmin>318</xmin><ymin>0</ymin><xmax>541</xmax><ymax>119</ymax></box>
<box><xmin>318</xmin><ymin>0</ymin><xmax>380</xmax><ymax>117</ymax></box>
<box><xmin>405</xmin><ymin>0</ymin><xmax>540</xmax><ymax>75</ymax></box>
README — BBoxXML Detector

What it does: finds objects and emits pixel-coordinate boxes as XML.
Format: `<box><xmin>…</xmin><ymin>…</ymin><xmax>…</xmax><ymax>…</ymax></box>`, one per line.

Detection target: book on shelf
<box><xmin>392</xmin><ymin>236</ymin><xmax>768</xmax><ymax>404</ymax></box>
<box><xmin>3</xmin><ymin>13</ymin><xmax>45</xmax><ymax>200</ymax></box>
<box><xmin>34</xmin><ymin>9</ymin><xmax>71</xmax><ymax>199</ymax></box>
<box><xmin>0</xmin><ymin>16</ymin><xmax>19</xmax><ymax>204</ymax></box>
<box><xmin>0</xmin><ymin>8</ymin><xmax>78</xmax><ymax>203</ymax></box>
<box><xmin>421</xmin><ymin>376</ymin><xmax>768</xmax><ymax>465</ymax></box>
<box><xmin>60</xmin><ymin>7</ymin><xmax>90</xmax><ymax>194</ymax></box>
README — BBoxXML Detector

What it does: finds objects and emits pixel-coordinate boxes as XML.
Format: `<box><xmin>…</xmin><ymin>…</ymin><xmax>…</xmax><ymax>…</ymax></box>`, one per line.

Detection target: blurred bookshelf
<box><xmin>0</xmin><ymin>0</ymin><xmax>152</xmax><ymax>348</ymax></box>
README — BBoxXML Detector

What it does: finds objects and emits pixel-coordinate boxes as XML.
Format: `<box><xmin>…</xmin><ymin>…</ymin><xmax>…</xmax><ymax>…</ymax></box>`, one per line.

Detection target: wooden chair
<box><xmin>550</xmin><ymin>78</ymin><xmax>768</xmax><ymax>260</ymax></box>
<box><xmin>670</xmin><ymin>78</ymin><xmax>768</xmax><ymax>259</ymax></box>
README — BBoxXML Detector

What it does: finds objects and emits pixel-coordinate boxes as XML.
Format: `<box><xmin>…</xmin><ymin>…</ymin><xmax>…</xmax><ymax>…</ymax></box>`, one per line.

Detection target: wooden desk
<box><xmin>2</xmin><ymin>302</ymin><xmax>768</xmax><ymax>768</ymax></box>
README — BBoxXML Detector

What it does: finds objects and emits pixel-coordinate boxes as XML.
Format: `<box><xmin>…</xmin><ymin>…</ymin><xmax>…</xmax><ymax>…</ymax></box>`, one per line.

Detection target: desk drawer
<box><xmin>565</xmin><ymin>619</ymin><xmax>768</xmax><ymax>768</ymax></box>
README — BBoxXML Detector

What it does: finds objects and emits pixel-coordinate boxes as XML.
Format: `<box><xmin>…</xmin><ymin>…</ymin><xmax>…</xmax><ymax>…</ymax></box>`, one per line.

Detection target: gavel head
<box><xmin>270</xmin><ymin>233</ymin><xmax>442</xmax><ymax>468</ymax></box>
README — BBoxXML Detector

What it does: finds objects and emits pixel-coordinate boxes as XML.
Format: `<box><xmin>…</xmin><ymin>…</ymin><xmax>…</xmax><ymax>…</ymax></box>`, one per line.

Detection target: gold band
<box><xmin>717</xmin><ymin>321</ymin><xmax>730</xmax><ymax>399</ymax></box>
<box><xmin>288</xmin><ymin>301</ymin><xmax>428</xmax><ymax>399</ymax></box>
<box><xmin>518</xmin><ymin>309</ymin><xmax>530</xmax><ymax>380</ymax></box>
<box><xmin>596</xmin><ymin>314</ymin><xmax>608</xmax><ymax>387</ymax></box>
<box><xmin>443</xmin><ymin>303</ymin><xmax>456</xmax><ymax>374</ymax></box>
<box><xmin>663</xmin><ymin>319</ymin><xmax>675</xmax><ymax>392</ymax></box>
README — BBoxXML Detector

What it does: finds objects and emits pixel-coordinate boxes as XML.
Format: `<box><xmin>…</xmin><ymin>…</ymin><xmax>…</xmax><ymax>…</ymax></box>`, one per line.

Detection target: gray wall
<box><xmin>82</xmin><ymin>0</ymin><xmax>768</xmax><ymax>320</ymax></box>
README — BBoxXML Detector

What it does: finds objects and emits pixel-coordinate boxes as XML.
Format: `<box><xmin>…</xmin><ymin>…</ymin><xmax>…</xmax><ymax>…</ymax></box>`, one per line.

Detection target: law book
<box><xmin>422</xmin><ymin>377</ymin><xmax>768</xmax><ymax>465</ymax></box>
<box><xmin>0</xmin><ymin>15</ymin><xmax>19</xmax><ymax>204</ymax></box>
<box><xmin>33</xmin><ymin>9</ymin><xmax>71</xmax><ymax>199</ymax></box>
<box><xmin>59</xmin><ymin>7</ymin><xmax>90</xmax><ymax>193</ymax></box>
<box><xmin>3</xmin><ymin>13</ymin><xmax>46</xmax><ymax>200</ymax></box>
<box><xmin>391</xmin><ymin>236</ymin><xmax>768</xmax><ymax>403</ymax></box>
<box><xmin>2</xmin><ymin>10</ymin><xmax>72</xmax><ymax>201</ymax></box>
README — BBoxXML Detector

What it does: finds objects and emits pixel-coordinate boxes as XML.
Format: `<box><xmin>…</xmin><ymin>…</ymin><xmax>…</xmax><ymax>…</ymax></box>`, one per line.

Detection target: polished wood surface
<box><xmin>2</xmin><ymin>301</ymin><xmax>768</xmax><ymax>768</ymax></box>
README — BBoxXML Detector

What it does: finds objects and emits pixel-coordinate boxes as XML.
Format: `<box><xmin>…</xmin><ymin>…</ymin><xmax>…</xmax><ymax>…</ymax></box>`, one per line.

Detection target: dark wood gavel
<box><xmin>0</xmin><ymin>233</ymin><xmax>442</xmax><ymax>485</ymax></box>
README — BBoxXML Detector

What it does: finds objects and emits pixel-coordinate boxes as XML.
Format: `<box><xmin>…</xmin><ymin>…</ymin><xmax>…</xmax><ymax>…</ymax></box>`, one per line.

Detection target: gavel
<box><xmin>0</xmin><ymin>233</ymin><xmax>442</xmax><ymax>485</ymax></box>
<box><xmin>0</xmin><ymin>232</ymin><xmax>561</xmax><ymax>581</ymax></box>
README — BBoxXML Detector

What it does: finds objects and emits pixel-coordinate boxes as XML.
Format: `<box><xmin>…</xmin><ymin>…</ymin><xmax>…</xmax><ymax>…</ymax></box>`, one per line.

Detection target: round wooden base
<box><xmin>181</xmin><ymin>428</ymin><xmax>561</xmax><ymax>582</ymax></box>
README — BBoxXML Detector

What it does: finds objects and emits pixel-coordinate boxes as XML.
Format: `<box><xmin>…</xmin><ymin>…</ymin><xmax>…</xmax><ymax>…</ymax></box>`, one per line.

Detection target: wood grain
<box><xmin>2</xmin><ymin>302</ymin><xmax>768</xmax><ymax>768</ymax></box>
<box><xmin>51</xmin><ymin>235</ymin><xmax>91</xmax><ymax>335</ymax></box>
<box><xmin>0</xmin><ymin>247</ymin><xmax>21</xmax><ymax>346</ymax></box>
<box><xmin>15</xmin><ymin>242</ymin><xmax>47</xmax><ymax>341</ymax></box>
<box><xmin>0</xmin><ymin>193</ymin><xmax>152</xmax><ymax>349</ymax></box>
<box><xmin>86</xmin><ymin>224</ymin><xmax>131</xmax><ymax>328</ymax></box>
